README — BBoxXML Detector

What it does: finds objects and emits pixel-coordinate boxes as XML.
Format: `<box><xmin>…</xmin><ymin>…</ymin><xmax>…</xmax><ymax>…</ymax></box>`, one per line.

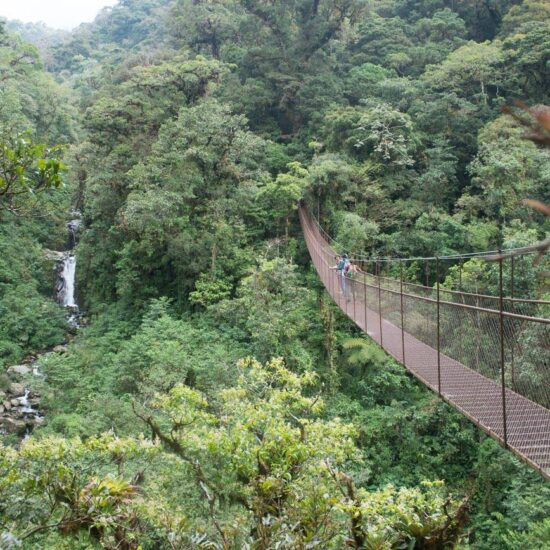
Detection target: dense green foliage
<box><xmin>0</xmin><ymin>1</ymin><xmax>549</xmax><ymax>548</ymax></box>
<box><xmin>0</xmin><ymin>21</ymin><xmax>75</xmax><ymax>367</ymax></box>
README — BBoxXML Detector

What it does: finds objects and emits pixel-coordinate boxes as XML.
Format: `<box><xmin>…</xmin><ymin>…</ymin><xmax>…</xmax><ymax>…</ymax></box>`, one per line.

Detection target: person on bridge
<box><xmin>345</xmin><ymin>260</ymin><xmax>362</xmax><ymax>302</ymax></box>
<box><xmin>331</xmin><ymin>254</ymin><xmax>350</xmax><ymax>298</ymax></box>
<box><xmin>346</xmin><ymin>261</ymin><xmax>360</xmax><ymax>278</ymax></box>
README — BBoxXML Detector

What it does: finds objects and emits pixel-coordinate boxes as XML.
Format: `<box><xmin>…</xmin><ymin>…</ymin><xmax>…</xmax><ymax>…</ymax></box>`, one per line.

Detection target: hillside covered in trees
<box><xmin>0</xmin><ymin>1</ymin><xmax>549</xmax><ymax>548</ymax></box>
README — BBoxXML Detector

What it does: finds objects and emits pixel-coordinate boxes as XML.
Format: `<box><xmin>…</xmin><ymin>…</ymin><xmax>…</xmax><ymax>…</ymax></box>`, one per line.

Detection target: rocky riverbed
<box><xmin>0</xmin><ymin>375</ymin><xmax>42</xmax><ymax>436</ymax></box>
<box><xmin>0</xmin><ymin>348</ymin><xmax>65</xmax><ymax>437</ymax></box>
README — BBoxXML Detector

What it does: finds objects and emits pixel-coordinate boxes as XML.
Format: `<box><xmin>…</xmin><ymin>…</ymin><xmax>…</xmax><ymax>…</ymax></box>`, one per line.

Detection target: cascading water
<box><xmin>18</xmin><ymin>390</ymin><xmax>43</xmax><ymax>420</ymax></box>
<box><xmin>60</xmin><ymin>254</ymin><xmax>77</xmax><ymax>307</ymax></box>
<box><xmin>1</xmin><ymin>370</ymin><xmax>45</xmax><ymax>438</ymax></box>
<box><xmin>56</xmin><ymin>213</ymin><xmax>81</xmax><ymax>327</ymax></box>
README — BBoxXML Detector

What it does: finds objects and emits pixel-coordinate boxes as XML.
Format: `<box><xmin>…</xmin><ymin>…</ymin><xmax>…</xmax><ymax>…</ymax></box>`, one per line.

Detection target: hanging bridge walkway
<box><xmin>299</xmin><ymin>205</ymin><xmax>550</xmax><ymax>479</ymax></box>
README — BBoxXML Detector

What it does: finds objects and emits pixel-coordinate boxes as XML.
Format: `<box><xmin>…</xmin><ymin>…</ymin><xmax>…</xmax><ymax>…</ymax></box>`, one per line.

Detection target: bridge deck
<box><xmin>300</xmin><ymin>207</ymin><xmax>550</xmax><ymax>479</ymax></box>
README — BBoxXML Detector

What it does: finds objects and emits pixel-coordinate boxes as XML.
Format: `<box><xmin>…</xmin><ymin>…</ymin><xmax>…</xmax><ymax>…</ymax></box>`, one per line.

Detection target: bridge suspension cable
<box><xmin>308</xmin><ymin>209</ymin><xmax>546</xmax><ymax>263</ymax></box>
<box><xmin>300</xmin><ymin>204</ymin><xmax>550</xmax><ymax>480</ymax></box>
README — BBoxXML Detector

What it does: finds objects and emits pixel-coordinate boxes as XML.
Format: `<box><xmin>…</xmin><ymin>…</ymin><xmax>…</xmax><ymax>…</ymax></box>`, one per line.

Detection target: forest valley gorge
<box><xmin>0</xmin><ymin>0</ymin><xmax>549</xmax><ymax>548</ymax></box>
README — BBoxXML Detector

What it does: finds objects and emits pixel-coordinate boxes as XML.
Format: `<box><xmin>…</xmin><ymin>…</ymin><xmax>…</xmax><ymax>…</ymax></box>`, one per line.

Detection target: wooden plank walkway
<box><xmin>300</xmin><ymin>207</ymin><xmax>550</xmax><ymax>479</ymax></box>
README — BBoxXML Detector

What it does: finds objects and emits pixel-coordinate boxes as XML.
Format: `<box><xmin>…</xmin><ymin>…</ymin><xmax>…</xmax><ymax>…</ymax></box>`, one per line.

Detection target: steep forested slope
<box><xmin>0</xmin><ymin>21</ymin><xmax>77</xmax><ymax>368</ymax></box>
<box><xmin>0</xmin><ymin>1</ymin><xmax>549</xmax><ymax>548</ymax></box>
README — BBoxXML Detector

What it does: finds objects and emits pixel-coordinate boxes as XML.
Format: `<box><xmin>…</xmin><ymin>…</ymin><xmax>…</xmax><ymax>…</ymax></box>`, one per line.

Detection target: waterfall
<box><xmin>61</xmin><ymin>254</ymin><xmax>77</xmax><ymax>307</ymax></box>
<box><xmin>56</xmin><ymin>213</ymin><xmax>81</xmax><ymax>326</ymax></box>
<box><xmin>18</xmin><ymin>389</ymin><xmax>42</xmax><ymax>418</ymax></box>
<box><xmin>67</xmin><ymin>218</ymin><xmax>81</xmax><ymax>249</ymax></box>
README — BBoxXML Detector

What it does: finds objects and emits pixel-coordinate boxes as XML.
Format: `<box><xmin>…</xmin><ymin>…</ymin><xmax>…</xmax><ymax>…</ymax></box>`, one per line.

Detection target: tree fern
<box><xmin>342</xmin><ymin>337</ymin><xmax>386</xmax><ymax>368</ymax></box>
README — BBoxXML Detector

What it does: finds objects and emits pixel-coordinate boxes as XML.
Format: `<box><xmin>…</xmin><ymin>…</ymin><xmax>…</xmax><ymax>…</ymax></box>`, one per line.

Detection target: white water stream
<box><xmin>56</xmin><ymin>214</ymin><xmax>81</xmax><ymax>322</ymax></box>
<box><xmin>61</xmin><ymin>254</ymin><xmax>77</xmax><ymax>307</ymax></box>
<box><xmin>18</xmin><ymin>389</ymin><xmax>42</xmax><ymax>419</ymax></box>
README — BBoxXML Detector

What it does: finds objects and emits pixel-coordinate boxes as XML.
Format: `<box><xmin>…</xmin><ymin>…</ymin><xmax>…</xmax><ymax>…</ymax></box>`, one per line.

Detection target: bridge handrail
<box><xmin>309</xmin><ymin>208</ymin><xmax>547</xmax><ymax>262</ymax></box>
<box><xmin>302</xmin><ymin>207</ymin><xmax>550</xmax><ymax>306</ymax></box>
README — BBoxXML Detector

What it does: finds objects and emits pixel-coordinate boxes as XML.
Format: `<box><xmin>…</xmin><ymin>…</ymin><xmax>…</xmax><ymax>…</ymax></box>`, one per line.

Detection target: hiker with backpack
<box><xmin>331</xmin><ymin>254</ymin><xmax>351</xmax><ymax>298</ymax></box>
<box><xmin>344</xmin><ymin>261</ymin><xmax>363</xmax><ymax>302</ymax></box>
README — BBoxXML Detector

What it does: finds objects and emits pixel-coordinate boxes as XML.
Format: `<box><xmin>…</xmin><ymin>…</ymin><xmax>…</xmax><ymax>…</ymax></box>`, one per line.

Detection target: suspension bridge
<box><xmin>300</xmin><ymin>205</ymin><xmax>550</xmax><ymax>479</ymax></box>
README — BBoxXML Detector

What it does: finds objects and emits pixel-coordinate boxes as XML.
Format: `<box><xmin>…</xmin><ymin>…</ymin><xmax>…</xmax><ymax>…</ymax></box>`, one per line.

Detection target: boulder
<box><xmin>43</xmin><ymin>249</ymin><xmax>64</xmax><ymax>261</ymax></box>
<box><xmin>0</xmin><ymin>390</ymin><xmax>5</xmax><ymax>400</ymax></box>
<box><xmin>11</xmin><ymin>399</ymin><xmax>20</xmax><ymax>407</ymax></box>
<box><xmin>3</xmin><ymin>401</ymin><xmax>11</xmax><ymax>411</ymax></box>
<box><xmin>7</xmin><ymin>365</ymin><xmax>31</xmax><ymax>376</ymax></box>
<box><xmin>0</xmin><ymin>405</ymin><xmax>4</xmax><ymax>414</ymax></box>
<box><xmin>0</xmin><ymin>417</ymin><xmax>27</xmax><ymax>435</ymax></box>
<box><xmin>26</xmin><ymin>416</ymin><xmax>44</xmax><ymax>427</ymax></box>
<box><xmin>8</xmin><ymin>382</ymin><xmax>25</xmax><ymax>396</ymax></box>
<box><xmin>53</xmin><ymin>345</ymin><xmax>68</xmax><ymax>353</ymax></box>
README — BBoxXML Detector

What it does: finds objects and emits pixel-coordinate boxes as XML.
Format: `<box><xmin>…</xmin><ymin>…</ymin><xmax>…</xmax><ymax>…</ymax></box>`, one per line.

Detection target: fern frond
<box><xmin>342</xmin><ymin>337</ymin><xmax>369</xmax><ymax>350</ymax></box>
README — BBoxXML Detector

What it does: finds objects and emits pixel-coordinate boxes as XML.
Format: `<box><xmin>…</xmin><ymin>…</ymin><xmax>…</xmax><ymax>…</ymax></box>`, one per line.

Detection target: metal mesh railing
<box><xmin>299</xmin><ymin>205</ymin><xmax>550</xmax><ymax>479</ymax></box>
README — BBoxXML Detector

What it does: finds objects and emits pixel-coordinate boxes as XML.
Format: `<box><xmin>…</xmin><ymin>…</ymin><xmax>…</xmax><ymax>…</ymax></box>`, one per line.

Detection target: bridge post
<box><xmin>458</xmin><ymin>260</ymin><xmax>464</xmax><ymax>364</ymax></box>
<box><xmin>324</xmin><ymin>246</ymin><xmax>328</xmax><ymax>292</ymax></box>
<box><xmin>499</xmin><ymin>253</ymin><xmax>508</xmax><ymax>447</ymax></box>
<box><xmin>510</xmin><ymin>255</ymin><xmax>515</xmax><ymax>390</ymax></box>
<box><xmin>426</xmin><ymin>260</ymin><xmax>430</xmax><ymax>335</ymax></box>
<box><xmin>436</xmin><ymin>257</ymin><xmax>441</xmax><ymax>395</ymax></box>
<box><xmin>377</xmin><ymin>260</ymin><xmax>383</xmax><ymax>347</ymax></box>
<box><xmin>344</xmin><ymin>268</ymin><xmax>348</xmax><ymax>317</ymax></box>
<box><xmin>400</xmin><ymin>261</ymin><xmax>405</xmax><ymax>366</ymax></box>
<box><xmin>321</xmin><ymin>245</ymin><xmax>326</xmax><ymax>292</ymax></box>
<box><xmin>363</xmin><ymin>262</ymin><xmax>368</xmax><ymax>334</ymax></box>
<box><xmin>324</xmin><ymin>251</ymin><xmax>328</xmax><ymax>291</ymax></box>
<box><xmin>352</xmin><ymin>270</ymin><xmax>356</xmax><ymax>321</ymax></box>
<box><xmin>328</xmin><ymin>254</ymin><xmax>332</xmax><ymax>297</ymax></box>
<box><xmin>330</xmin><ymin>251</ymin><xmax>335</xmax><ymax>299</ymax></box>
